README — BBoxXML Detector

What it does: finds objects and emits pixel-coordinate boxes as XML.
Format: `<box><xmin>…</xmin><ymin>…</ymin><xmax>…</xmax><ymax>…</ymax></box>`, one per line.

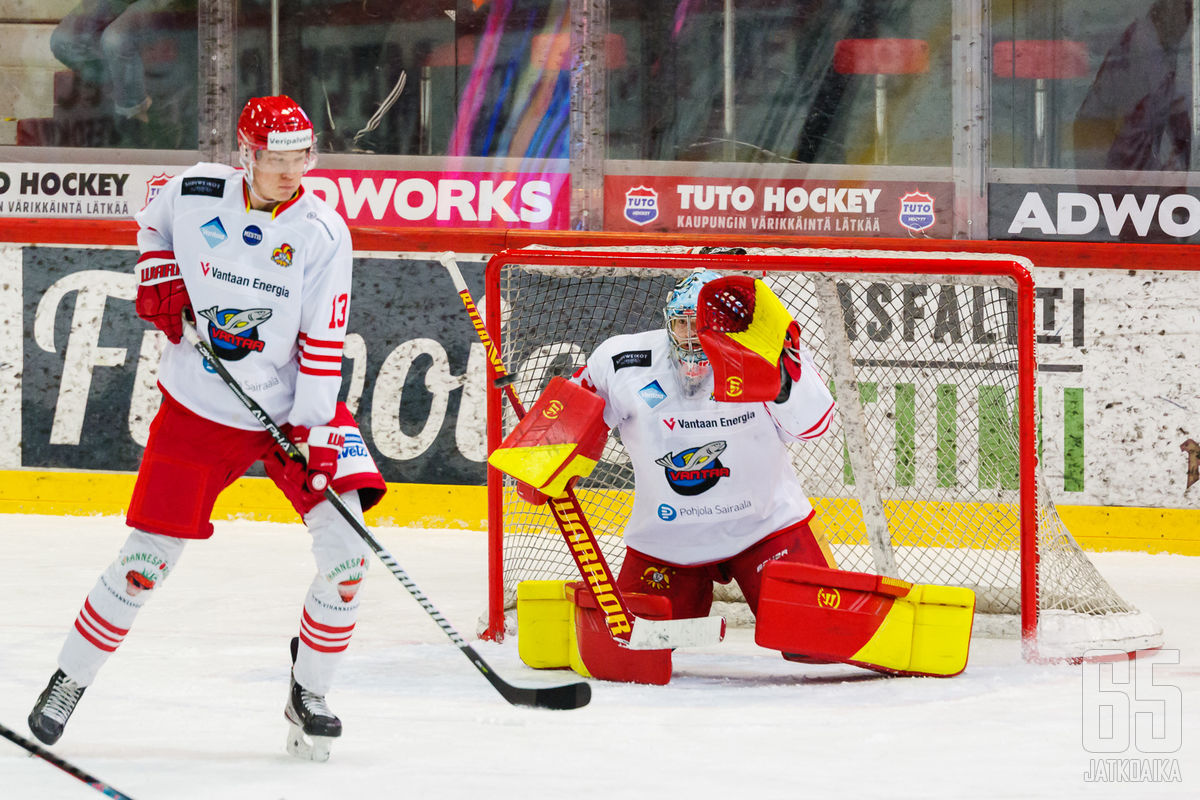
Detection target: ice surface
<box><xmin>0</xmin><ymin>514</ymin><xmax>1195</xmax><ymax>799</ymax></box>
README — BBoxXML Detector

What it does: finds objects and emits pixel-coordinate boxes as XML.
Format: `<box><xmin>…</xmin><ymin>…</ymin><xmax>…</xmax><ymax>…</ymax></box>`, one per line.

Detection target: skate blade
<box><xmin>286</xmin><ymin>722</ymin><xmax>333</xmax><ymax>762</ymax></box>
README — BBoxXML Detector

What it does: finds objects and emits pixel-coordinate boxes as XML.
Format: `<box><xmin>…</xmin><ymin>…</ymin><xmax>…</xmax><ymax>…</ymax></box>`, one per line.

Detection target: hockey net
<box><xmin>482</xmin><ymin>246</ymin><xmax>1162</xmax><ymax>661</ymax></box>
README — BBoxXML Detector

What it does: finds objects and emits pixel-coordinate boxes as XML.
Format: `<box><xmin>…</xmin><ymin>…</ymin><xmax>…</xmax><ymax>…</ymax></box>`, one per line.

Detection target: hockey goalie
<box><xmin>490</xmin><ymin>265</ymin><xmax>975</xmax><ymax>681</ymax></box>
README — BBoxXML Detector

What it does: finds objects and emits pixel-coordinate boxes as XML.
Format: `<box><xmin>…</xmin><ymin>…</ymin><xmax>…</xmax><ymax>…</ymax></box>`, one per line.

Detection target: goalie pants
<box><xmin>616</xmin><ymin>519</ymin><xmax>836</xmax><ymax>619</ymax></box>
<box><xmin>56</xmin><ymin>391</ymin><xmax>382</xmax><ymax>695</ymax></box>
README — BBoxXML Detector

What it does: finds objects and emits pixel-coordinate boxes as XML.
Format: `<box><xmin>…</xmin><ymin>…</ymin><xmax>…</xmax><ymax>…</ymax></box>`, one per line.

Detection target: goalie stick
<box><xmin>0</xmin><ymin>721</ymin><xmax>137</xmax><ymax>799</ymax></box>
<box><xmin>180</xmin><ymin>319</ymin><xmax>590</xmax><ymax>711</ymax></box>
<box><xmin>439</xmin><ymin>251</ymin><xmax>726</xmax><ymax>651</ymax></box>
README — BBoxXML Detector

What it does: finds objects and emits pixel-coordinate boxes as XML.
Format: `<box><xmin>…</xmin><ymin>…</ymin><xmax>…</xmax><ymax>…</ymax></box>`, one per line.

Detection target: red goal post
<box><xmin>482</xmin><ymin>245</ymin><xmax>1163</xmax><ymax>662</ymax></box>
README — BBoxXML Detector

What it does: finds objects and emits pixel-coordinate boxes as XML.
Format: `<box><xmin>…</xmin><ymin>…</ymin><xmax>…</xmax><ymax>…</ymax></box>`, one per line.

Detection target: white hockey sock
<box><xmin>293</xmin><ymin>492</ymin><xmax>369</xmax><ymax>696</ymax></box>
<box><xmin>57</xmin><ymin>529</ymin><xmax>186</xmax><ymax>686</ymax></box>
<box><xmin>292</xmin><ymin>577</ymin><xmax>359</xmax><ymax>697</ymax></box>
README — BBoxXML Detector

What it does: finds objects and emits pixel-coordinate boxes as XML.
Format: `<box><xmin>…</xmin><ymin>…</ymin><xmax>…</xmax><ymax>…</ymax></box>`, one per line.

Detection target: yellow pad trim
<box><xmin>516</xmin><ymin>580</ymin><xmax>574</xmax><ymax>669</ymax></box>
<box><xmin>488</xmin><ymin>444</ymin><xmax>599</xmax><ymax>497</ymax></box>
<box><xmin>850</xmin><ymin>584</ymin><xmax>975</xmax><ymax>676</ymax></box>
<box><xmin>849</xmin><ymin>596</ymin><xmax>916</xmax><ymax>669</ymax></box>
<box><xmin>725</xmin><ymin>279</ymin><xmax>792</xmax><ymax>365</ymax></box>
<box><xmin>908</xmin><ymin>585</ymin><xmax>976</xmax><ymax>676</ymax></box>
<box><xmin>540</xmin><ymin>455</ymin><xmax>599</xmax><ymax>498</ymax></box>
<box><xmin>489</xmin><ymin>443</ymin><xmax>575</xmax><ymax>486</ymax></box>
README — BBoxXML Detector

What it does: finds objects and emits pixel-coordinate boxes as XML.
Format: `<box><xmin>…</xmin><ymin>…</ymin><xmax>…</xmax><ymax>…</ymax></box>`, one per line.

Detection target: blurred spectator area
<box><xmin>2</xmin><ymin>0</ymin><xmax>197</xmax><ymax>148</ymax></box>
<box><xmin>0</xmin><ymin>0</ymin><xmax>71</xmax><ymax>146</ymax></box>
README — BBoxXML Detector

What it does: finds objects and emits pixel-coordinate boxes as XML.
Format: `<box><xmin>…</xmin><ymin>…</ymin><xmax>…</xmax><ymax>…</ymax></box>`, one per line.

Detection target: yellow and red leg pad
<box><xmin>754</xmin><ymin>562</ymin><xmax>976</xmax><ymax>677</ymax></box>
<box><xmin>566</xmin><ymin>581</ymin><xmax>673</xmax><ymax>685</ymax></box>
<box><xmin>488</xmin><ymin>376</ymin><xmax>609</xmax><ymax>499</ymax></box>
<box><xmin>516</xmin><ymin>580</ymin><xmax>577</xmax><ymax>669</ymax></box>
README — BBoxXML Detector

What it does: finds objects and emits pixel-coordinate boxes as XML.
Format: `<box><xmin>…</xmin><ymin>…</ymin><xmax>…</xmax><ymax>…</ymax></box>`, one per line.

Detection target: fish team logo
<box><xmin>144</xmin><ymin>173</ymin><xmax>173</xmax><ymax>209</ymax></box>
<box><xmin>198</xmin><ymin>305</ymin><xmax>272</xmax><ymax>361</ymax></box>
<box><xmin>655</xmin><ymin>440</ymin><xmax>731</xmax><ymax>495</ymax></box>
<box><xmin>898</xmin><ymin>191</ymin><xmax>936</xmax><ymax>232</ymax></box>
<box><xmin>624</xmin><ymin>185</ymin><xmax>659</xmax><ymax>226</ymax></box>
<box><xmin>200</xmin><ymin>216</ymin><xmax>228</xmax><ymax>248</ymax></box>
<box><xmin>272</xmin><ymin>242</ymin><xmax>294</xmax><ymax>267</ymax></box>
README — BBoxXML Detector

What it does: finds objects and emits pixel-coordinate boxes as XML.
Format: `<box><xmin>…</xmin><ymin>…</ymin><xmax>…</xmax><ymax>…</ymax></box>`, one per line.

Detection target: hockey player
<box><xmin>572</xmin><ymin>268</ymin><xmax>838</xmax><ymax>619</ymax></box>
<box><xmin>27</xmin><ymin>95</ymin><xmax>385</xmax><ymax>762</ymax></box>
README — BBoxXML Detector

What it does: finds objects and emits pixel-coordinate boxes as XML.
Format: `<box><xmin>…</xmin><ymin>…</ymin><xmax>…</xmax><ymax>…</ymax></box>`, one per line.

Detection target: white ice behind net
<box><xmin>490</xmin><ymin>247</ymin><xmax>1162</xmax><ymax>659</ymax></box>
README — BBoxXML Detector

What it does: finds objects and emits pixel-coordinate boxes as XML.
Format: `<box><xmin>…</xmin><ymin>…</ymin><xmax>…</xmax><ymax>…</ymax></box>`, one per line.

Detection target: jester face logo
<box><xmin>272</xmin><ymin>242</ymin><xmax>294</xmax><ymax>267</ymax></box>
<box><xmin>198</xmin><ymin>306</ymin><xmax>272</xmax><ymax>361</ymax></box>
<box><xmin>654</xmin><ymin>440</ymin><xmax>731</xmax><ymax>496</ymax></box>
<box><xmin>641</xmin><ymin>566</ymin><xmax>672</xmax><ymax>590</ymax></box>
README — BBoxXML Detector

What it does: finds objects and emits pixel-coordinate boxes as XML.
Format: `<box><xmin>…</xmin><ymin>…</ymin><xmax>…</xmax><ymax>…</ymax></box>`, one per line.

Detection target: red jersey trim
<box><xmin>299</xmin><ymin>365</ymin><xmax>343</xmax><ymax>377</ymax></box>
<box><xmin>299</xmin><ymin>333</ymin><xmax>344</xmax><ymax>350</ymax></box>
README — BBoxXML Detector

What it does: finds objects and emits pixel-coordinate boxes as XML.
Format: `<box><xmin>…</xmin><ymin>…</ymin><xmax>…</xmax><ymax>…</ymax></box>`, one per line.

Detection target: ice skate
<box><xmin>284</xmin><ymin>637</ymin><xmax>341</xmax><ymax>762</ymax></box>
<box><xmin>28</xmin><ymin>669</ymin><xmax>86</xmax><ymax>745</ymax></box>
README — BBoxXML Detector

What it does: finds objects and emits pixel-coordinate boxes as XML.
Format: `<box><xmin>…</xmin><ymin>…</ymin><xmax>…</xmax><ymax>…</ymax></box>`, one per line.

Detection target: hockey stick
<box><xmin>180</xmin><ymin>319</ymin><xmax>589</xmax><ymax>711</ymax></box>
<box><xmin>0</xmin><ymin>721</ymin><xmax>136</xmax><ymax>799</ymax></box>
<box><xmin>439</xmin><ymin>251</ymin><xmax>726</xmax><ymax>650</ymax></box>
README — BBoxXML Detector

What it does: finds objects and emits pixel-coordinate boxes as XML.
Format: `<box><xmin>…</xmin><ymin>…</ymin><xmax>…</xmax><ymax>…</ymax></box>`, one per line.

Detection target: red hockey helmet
<box><xmin>237</xmin><ymin>95</ymin><xmax>314</xmax><ymax>151</ymax></box>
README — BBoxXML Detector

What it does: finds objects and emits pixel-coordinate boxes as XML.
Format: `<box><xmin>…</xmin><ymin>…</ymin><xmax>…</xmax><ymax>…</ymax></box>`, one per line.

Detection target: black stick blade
<box><xmin>512</xmin><ymin>680</ymin><xmax>592</xmax><ymax>710</ymax></box>
<box><xmin>464</xmin><ymin>645</ymin><xmax>591</xmax><ymax>709</ymax></box>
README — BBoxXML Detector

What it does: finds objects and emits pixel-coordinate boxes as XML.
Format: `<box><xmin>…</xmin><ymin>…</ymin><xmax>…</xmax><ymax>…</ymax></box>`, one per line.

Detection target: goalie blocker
<box><xmin>487</xmin><ymin>376</ymin><xmax>608</xmax><ymax>500</ymax></box>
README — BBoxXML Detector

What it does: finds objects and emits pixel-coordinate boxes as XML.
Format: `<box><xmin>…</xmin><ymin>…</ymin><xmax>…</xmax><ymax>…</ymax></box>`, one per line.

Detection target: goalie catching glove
<box><xmin>488</xmin><ymin>377</ymin><xmax>609</xmax><ymax>500</ymax></box>
<box><xmin>697</xmin><ymin>275</ymin><xmax>805</xmax><ymax>403</ymax></box>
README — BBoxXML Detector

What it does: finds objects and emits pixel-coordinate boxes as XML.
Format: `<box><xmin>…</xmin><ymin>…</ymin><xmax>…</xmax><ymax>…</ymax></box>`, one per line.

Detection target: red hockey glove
<box><xmin>135</xmin><ymin>252</ymin><xmax>191</xmax><ymax>344</ymax></box>
<box><xmin>287</xmin><ymin>425</ymin><xmax>344</xmax><ymax>493</ymax></box>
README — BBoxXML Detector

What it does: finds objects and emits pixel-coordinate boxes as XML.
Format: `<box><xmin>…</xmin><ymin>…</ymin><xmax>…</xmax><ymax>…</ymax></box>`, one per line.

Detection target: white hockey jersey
<box><xmin>136</xmin><ymin>163</ymin><xmax>352</xmax><ymax>431</ymax></box>
<box><xmin>577</xmin><ymin>329</ymin><xmax>836</xmax><ymax>566</ymax></box>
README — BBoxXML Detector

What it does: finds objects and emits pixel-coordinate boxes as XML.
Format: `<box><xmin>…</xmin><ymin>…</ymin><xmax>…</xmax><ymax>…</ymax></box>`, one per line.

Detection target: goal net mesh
<box><xmin>486</xmin><ymin>247</ymin><xmax>1162</xmax><ymax>659</ymax></box>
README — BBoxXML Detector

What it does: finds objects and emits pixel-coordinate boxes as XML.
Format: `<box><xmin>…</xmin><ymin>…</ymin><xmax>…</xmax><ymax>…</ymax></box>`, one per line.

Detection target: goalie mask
<box><xmin>663</xmin><ymin>269</ymin><xmax>722</xmax><ymax>395</ymax></box>
<box><xmin>236</xmin><ymin>95</ymin><xmax>317</xmax><ymax>188</ymax></box>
